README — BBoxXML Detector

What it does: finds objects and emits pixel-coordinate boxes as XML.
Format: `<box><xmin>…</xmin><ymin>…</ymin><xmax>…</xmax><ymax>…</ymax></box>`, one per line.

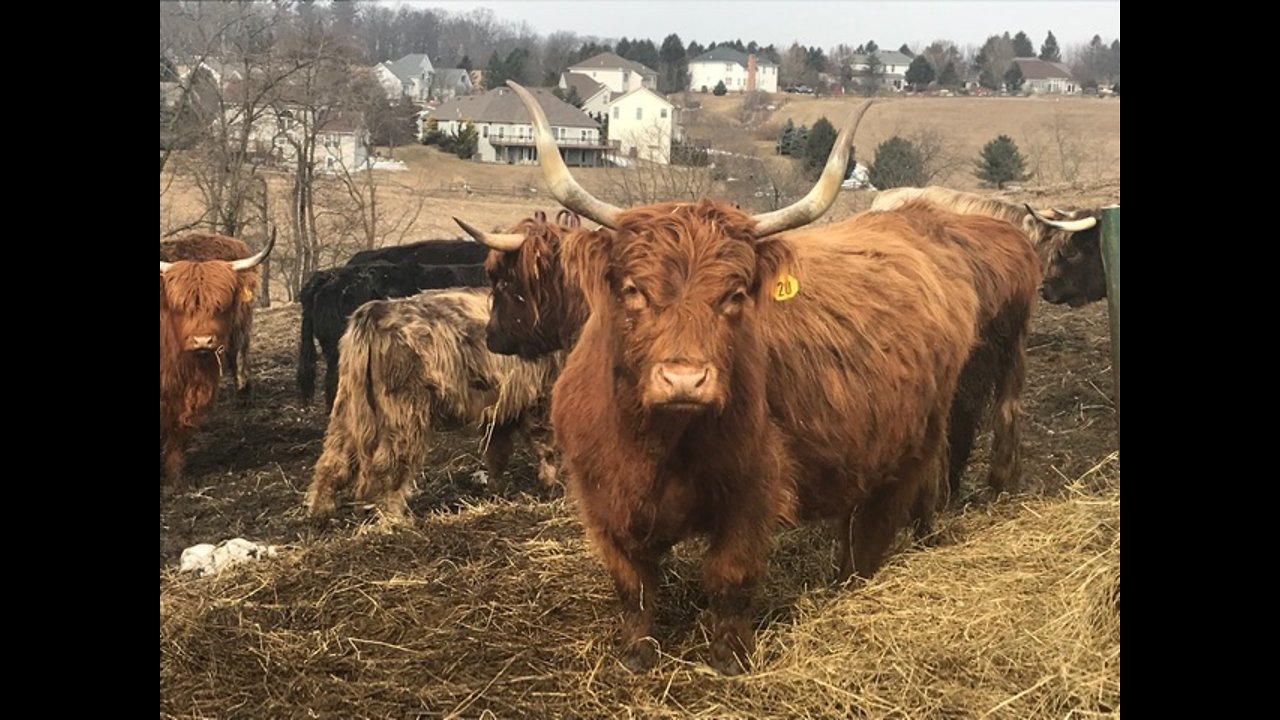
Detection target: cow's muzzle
<box><xmin>648</xmin><ymin>362</ymin><xmax>719</xmax><ymax>411</ymax></box>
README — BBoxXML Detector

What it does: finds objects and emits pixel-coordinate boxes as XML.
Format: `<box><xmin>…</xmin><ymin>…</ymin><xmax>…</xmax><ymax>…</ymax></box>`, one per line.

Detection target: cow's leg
<box><xmin>234</xmin><ymin>333</ymin><xmax>252</xmax><ymax>407</ymax></box>
<box><xmin>702</xmin><ymin>497</ymin><xmax>771</xmax><ymax>676</ymax></box>
<box><xmin>520</xmin><ymin>411</ymin><xmax>560</xmax><ymax>491</ymax></box>
<box><xmin>323</xmin><ymin>342</ymin><xmax>341</xmax><ymax>412</ymax></box>
<box><xmin>160</xmin><ymin>428</ymin><xmax>190</xmax><ymax>491</ymax></box>
<box><xmin>481</xmin><ymin>420</ymin><xmax>519</xmax><ymax>494</ymax></box>
<box><xmin>986</xmin><ymin>327</ymin><xmax>1028</xmax><ymax>497</ymax></box>
<box><xmin>852</xmin><ymin>413</ymin><xmax>948</xmax><ymax>578</ymax></box>
<box><xmin>834</xmin><ymin>510</ymin><xmax>855</xmax><ymax>584</ymax></box>
<box><xmin>306</xmin><ymin>401</ymin><xmax>358</xmax><ymax>524</ymax></box>
<box><xmin>911</xmin><ymin>440</ymin><xmax>948</xmax><ymax>546</ymax></box>
<box><xmin>948</xmin><ymin>344</ymin><xmax>994</xmax><ymax>501</ymax></box>
<box><xmin>592</xmin><ymin>526</ymin><xmax>662</xmax><ymax>672</ymax></box>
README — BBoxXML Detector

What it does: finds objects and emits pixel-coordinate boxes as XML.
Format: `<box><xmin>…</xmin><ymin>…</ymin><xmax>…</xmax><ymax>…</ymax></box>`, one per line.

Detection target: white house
<box><xmin>384</xmin><ymin>53</ymin><xmax>436</xmax><ymax>102</ymax></box>
<box><xmin>558</xmin><ymin>72</ymin><xmax>612</xmax><ymax>117</ymax></box>
<box><xmin>688</xmin><ymin>48</ymin><xmax>779</xmax><ymax>94</ymax></box>
<box><xmin>566</xmin><ymin>52</ymin><xmax>657</xmax><ymax>95</ymax></box>
<box><xmin>849</xmin><ymin>50</ymin><xmax>913</xmax><ymax>91</ymax></box>
<box><xmin>605</xmin><ymin>87</ymin><xmax>681</xmax><ymax>164</ymax></box>
<box><xmin>371</xmin><ymin>63</ymin><xmax>403</xmax><ymax>101</ymax></box>
<box><xmin>230</xmin><ymin>103</ymin><xmax>371</xmax><ymax>173</ymax></box>
<box><xmin>430</xmin><ymin>69</ymin><xmax>474</xmax><ymax>102</ymax></box>
<box><xmin>1012</xmin><ymin>58</ymin><xmax>1079</xmax><ymax>94</ymax></box>
<box><xmin>427</xmin><ymin>86</ymin><xmax>610</xmax><ymax>167</ymax></box>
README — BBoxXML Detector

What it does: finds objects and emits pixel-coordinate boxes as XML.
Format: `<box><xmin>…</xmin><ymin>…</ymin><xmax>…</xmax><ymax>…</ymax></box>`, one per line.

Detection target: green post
<box><xmin>1100</xmin><ymin>205</ymin><xmax>1120</xmax><ymax>445</ymax></box>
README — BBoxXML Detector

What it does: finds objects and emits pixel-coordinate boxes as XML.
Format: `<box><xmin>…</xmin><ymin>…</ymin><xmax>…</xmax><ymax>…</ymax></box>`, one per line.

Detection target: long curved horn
<box><xmin>751</xmin><ymin>100</ymin><xmax>874</xmax><ymax>238</ymax></box>
<box><xmin>454</xmin><ymin>216</ymin><xmax>525</xmax><ymax>251</ymax></box>
<box><xmin>1026</xmin><ymin>204</ymin><xmax>1097</xmax><ymax>232</ymax></box>
<box><xmin>506</xmin><ymin>81</ymin><xmax>622</xmax><ymax>228</ymax></box>
<box><xmin>231</xmin><ymin>226</ymin><xmax>275</xmax><ymax>271</ymax></box>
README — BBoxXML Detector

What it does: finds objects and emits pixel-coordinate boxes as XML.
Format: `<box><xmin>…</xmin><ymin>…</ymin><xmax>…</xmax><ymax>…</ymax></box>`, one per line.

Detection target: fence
<box><xmin>1100</xmin><ymin>206</ymin><xmax>1120</xmax><ymax>445</ymax></box>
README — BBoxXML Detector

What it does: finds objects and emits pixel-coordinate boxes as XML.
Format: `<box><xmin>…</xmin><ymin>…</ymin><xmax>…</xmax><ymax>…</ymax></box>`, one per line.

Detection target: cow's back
<box><xmin>346</xmin><ymin>239</ymin><xmax>490</xmax><ymax>267</ymax></box>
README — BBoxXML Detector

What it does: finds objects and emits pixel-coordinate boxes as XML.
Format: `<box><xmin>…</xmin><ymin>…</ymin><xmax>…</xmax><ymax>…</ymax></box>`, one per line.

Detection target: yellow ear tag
<box><xmin>240</xmin><ymin>286</ymin><xmax>255</xmax><ymax>304</ymax></box>
<box><xmin>773</xmin><ymin>272</ymin><xmax>799</xmax><ymax>302</ymax></box>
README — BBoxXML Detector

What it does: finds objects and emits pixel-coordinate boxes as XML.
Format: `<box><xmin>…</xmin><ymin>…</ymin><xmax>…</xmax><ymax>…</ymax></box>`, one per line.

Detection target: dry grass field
<box><xmin>160</xmin><ymin>91</ymin><xmax>1120</xmax><ymax>718</ymax></box>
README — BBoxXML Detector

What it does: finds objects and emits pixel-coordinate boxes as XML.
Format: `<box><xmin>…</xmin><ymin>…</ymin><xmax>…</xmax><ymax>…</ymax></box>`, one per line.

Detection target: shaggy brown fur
<box><xmin>159</xmin><ymin>241</ymin><xmax>263</xmax><ymax>489</ymax></box>
<box><xmin>550</xmin><ymin>199</ymin><xmax>979</xmax><ymax>675</ymax></box>
<box><xmin>882</xmin><ymin>200</ymin><xmax>1042</xmax><ymax>499</ymax></box>
<box><xmin>305</xmin><ymin>288</ymin><xmax>563</xmax><ymax>524</ymax></box>
<box><xmin>160</xmin><ymin>234</ymin><xmax>260</xmax><ymax>405</ymax></box>
<box><xmin>871</xmin><ymin>186</ymin><xmax>1105</xmax><ymax>307</ymax></box>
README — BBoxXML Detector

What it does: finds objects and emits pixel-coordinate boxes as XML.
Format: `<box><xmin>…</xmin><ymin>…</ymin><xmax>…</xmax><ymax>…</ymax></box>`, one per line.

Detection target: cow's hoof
<box><xmin>709</xmin><ymin>638</ymin><xmax>751</xmax><ymax>677</ymax></box>
<box><xmin>620</xmin><ymin>638</ymin><xmax>658</xmax><ymax>673</ymax></box>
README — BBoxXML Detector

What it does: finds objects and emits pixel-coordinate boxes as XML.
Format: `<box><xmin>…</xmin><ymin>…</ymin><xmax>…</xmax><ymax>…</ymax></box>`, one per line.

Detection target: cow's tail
<box><xmin>297</xmin><ymin>294</ymin><xmax>318</xmax><ymax>404</ymax></box>
<box><xmin>337</xmin><ymin>304</ymin><xmax>431</xmax><ymax>514</ymax></box>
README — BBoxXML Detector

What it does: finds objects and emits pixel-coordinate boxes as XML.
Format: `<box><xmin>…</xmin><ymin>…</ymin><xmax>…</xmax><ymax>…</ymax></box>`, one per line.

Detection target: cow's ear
<box><xmin>752</xmin><ymin>238</ymin><xmax>799</xmax><ymax>306</ymax></box>
<box><xmin>561</xmin><ymin>228</ymin><xmax>614</xmax><ymax>314</ymax></box>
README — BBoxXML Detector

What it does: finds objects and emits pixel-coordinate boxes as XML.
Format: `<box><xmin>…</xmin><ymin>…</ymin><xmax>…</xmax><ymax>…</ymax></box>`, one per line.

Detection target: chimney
<box><xmin>747</xmin><ymin>53</ymin><xmax>757</xmax><ymax>92</ymax></box>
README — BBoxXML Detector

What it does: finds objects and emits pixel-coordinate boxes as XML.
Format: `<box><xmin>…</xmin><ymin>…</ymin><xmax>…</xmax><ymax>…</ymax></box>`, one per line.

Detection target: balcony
<box><xmin>488</xmin><ymin>136</ymin><xmax>620</xmax><ymax>150</ymax></box>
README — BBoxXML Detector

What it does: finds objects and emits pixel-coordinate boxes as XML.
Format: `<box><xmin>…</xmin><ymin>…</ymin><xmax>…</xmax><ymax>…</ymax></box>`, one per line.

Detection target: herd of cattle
<box><xmin>158</xmin><ymin>82</ymin><xmax>1112</xmax><ymax>676</ymax></box>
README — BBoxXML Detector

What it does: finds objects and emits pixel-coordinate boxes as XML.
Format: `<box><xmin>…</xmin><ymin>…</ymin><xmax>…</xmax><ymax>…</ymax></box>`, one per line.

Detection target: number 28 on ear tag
<box><xmin>773</xmin><ymin>272</ymin><xmax>799</xmax><ymax>302</ymax></box>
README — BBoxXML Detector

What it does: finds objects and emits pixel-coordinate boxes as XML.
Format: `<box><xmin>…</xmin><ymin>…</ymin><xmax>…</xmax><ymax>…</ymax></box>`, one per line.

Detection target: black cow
<box><xmin>346</xmin><ymin>239</ymin><xmax>491</xmax><ymax>267</ymax></box>
<box><xmin>298</xmin><ymin>261</ymin><xmax>490</xmax><ymax>408</ymax></box>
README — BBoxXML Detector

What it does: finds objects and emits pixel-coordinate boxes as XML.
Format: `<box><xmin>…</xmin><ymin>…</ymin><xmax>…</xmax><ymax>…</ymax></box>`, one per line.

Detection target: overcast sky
<box><xmin>397</xmin><ymin>1</ymin><xmax>1120</xmax><ymax>51</ymax></box>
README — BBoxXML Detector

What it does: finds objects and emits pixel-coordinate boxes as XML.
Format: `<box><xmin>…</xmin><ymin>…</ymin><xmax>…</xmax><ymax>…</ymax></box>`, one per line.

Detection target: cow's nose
<box><xmin>190</xmin><ymin>335</ymin><xmax>217</xmax><ymax>352</ymax></box>
<box><xmin>657</xmin><ymin>363</ymin><xmax>710</xmax><ymax>393</ymax></box>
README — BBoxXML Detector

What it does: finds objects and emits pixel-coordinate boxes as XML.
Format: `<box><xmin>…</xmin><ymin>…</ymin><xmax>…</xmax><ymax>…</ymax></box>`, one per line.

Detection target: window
<box><xmin>636</xmin><ymin>107</ymin><xmax>643</xmax><ymax>120</ymax></box>
<box><xmin>482</xmin><ymin>125</ymin><xmax>488</xmax><ymax>138</ymax></box>
<box><xmin>498</xmin><ymin>126</ymin><xmax>504</xmax><ymax>139</ymax></box>
<box><xmin>613</xmin><ymin>107</ymin><xmax>620</xmax><ymax>119</ymax></box>
<box><xmin>581</xmin><ymin>130</ymin><xmax>587</xmax><ymax>142</ymax></box>
<box><xmin>660</xmin><ymin>108</ymin><xmax>668</xmax><ymax>119</ymax></box>
<box><xmin>726</xmin><ymin>63</ymin><xmax>733</xmax><ymax>72</ymax></box>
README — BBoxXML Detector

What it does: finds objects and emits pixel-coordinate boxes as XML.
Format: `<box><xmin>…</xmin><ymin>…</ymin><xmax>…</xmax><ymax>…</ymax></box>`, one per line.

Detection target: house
<box><xmin>558</xmin><ymin>72</ymin><xmax>612</xmax><ymax>116</ymax></box>
<box><xmin>849</xmin><ymin>50</ymin><xmax>913</xmax><ymax>92</ymax></box>
<box><xmin>566</xmin><ymin>52</ymin><xmax>657</xmax><ymax>94</ymax></box>
<box><xmin>232</xmin><ymin>104</ymin><xmax>371</xmax><ymax>173</ymax></box>
<box><xmin>605</xmin><ymin>87</ymin><xmax>682</xmax><ymax>164</ymax></box>
<box><xmin>384</xmin><ymin>53</ymin><xmax>436</xmax><ymax>102</ymax></box>
<box><xmin>689</xmin><ymin>47</ymin><xmax>779</xmax><ymax>94</ymax></box>
<box><xmin>370</xmin><ymin>63</ymin><xmax>403</xmax><ymax>101</ymax></box>
<box><xmin>1012</xmin><ymin>58</ymin><xmax>1079</xmax><ymax>94</ymax></box>
<box><xmin>431</xmin><ymin>69</ymin><xmax>474</xmax><ymax>102</ymax></box>
<box><xmin>426</xmin><ymin>86</ymin><xmax>611</xmax><ymax>167</ymax></box>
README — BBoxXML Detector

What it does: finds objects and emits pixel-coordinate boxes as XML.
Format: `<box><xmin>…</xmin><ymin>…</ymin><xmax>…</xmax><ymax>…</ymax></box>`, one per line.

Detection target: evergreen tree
<box><xmin>869</xmin><ymin>136</ymin><xmax>926</xmax><ymax>189</ymax></box>
<box><xmin>975</xmin><ymin>134</ymin><xmax>1030</xmax><ymax>188</ymax></box>
<box><xmin>1004</xmin><ymin>63</ymin><xmax>1024</xmax><ymax>92</ymax></box>
<box><xmin>713</xmin><ymin>80</ymin><xmax>727</xmax><ymax>96</ymax></box>
<box><xmin>1039</xmin><ymin>31</ymin><xmax>1061</xmax><ymax>62</ymax></box>
<box><xmin>1012</xmin><ymin>31</ymin><xmax>1034</xmax><ymax>57</ymax></box>
<box><xmin>905</xmin><ymin>55</ymin><xmax>935</xmax><ymax>90</ymax></box>
<box><xmin>939</xmin><ymin>61</ymin><xmax>960</xmax><ymax>86</ymax></box>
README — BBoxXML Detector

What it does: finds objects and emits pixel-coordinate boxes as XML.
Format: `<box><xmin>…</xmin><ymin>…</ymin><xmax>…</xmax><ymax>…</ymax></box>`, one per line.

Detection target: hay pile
<box><xmin>160</xmin><ymin>456</ymin><xmax>1119</xmax><ymax>719</ymax></box>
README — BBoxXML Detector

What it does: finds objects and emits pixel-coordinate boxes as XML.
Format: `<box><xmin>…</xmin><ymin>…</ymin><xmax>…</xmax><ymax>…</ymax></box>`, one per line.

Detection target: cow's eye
<box><xmin>620</xmin><ymin>279</ymin><xmax>647</xmax><ymax>310</ymax></box>
<box><xmin>722</xmin><ymin>288</ymin><xmax>748</xmax><ymax>315</ymax></box>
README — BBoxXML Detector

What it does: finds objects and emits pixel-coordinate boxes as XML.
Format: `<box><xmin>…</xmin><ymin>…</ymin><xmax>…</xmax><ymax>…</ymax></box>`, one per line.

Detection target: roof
<box><xmin>319</xmin><ymin>112</ymin><xmax>364</xmax><ymax>133</ymax></box>
<box><xmin>852</xmin><ymin>50</ymin><xmax>913</xmax><ymax>67</ymax></box>
<box><xmin>608</xmin><ymin>86</ymin><xmax>674</xmax><ymax>108</ymax></box>
<box><xmin>385</xmin><ymin>54</ymin><xmax>434</xmax><ymax>82</ymax></box>
<box><xmin>1013</xmin><ymin>58</ymin><xmax>1076</xmax><ymax>80</ymax></box>
<box><xmin>690</xmin><ymin>47</ymin><xmax>778</xmax><ymax>67</ymax></box>
<box><xmin>561</xmin><ymin>72</ymin><xmax>609</xmax><ymax>101</ymax></box>
<box><xmin>438</xmin><ymin>69</ymin><xmax>473</xmax><ymax>86</ymax></box>
<box><xmin>568</xmin><ymin>52</ymin><xmax>657</xmax><ymax>77</ymax></box>
<box><xmin>427</xmin><ymin>87</ymin><xmax>601</xmax><ymax>129</ymax></box>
